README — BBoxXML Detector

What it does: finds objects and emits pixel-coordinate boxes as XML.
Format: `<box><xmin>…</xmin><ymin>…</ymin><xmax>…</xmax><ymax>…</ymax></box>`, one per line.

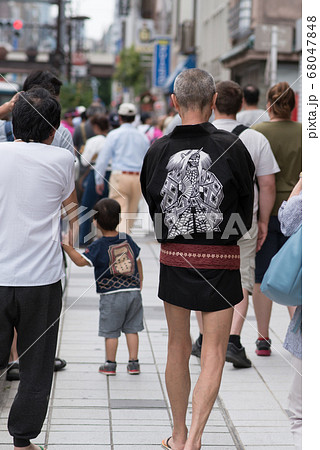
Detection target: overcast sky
<box><xmin>70</xmin><ymin>0</ymin><xmax>115</xmax><ymax>40</ymax></box>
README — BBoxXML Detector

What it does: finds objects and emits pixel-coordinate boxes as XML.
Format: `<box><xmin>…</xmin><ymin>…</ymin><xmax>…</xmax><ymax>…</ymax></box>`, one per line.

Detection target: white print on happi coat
<box><xmin>160</xmin><ymin>148</ymin><xmax>224</xmax><ymax>238</ymax></box>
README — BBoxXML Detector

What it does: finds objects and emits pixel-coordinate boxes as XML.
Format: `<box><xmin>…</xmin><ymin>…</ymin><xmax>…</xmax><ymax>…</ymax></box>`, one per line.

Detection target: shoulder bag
<box><xmin>261</xmin><ymin>225</ymin><xmax>302</xmax><ymax>306</ymax></box>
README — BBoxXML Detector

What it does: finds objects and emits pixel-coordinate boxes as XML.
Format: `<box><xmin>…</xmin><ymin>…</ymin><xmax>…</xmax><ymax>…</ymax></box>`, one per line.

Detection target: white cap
<box><xmin>76</xmin><ymin>105</ymin><xmax>86</xmax><ymax>114</ymax></box>
<box><xmin>118</xmin><ymin>103</ymin><xmax>137</xmax><ymax>116</ymax></box>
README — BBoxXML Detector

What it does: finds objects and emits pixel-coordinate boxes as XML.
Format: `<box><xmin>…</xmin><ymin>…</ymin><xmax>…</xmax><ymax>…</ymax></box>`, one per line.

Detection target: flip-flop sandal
<box><xmin>161</xmin><ymin>436</ymin><xmax>172</xmax><ymax>449</ymax></box>
<box><xmin>38</xmin><ymin>446</ymin><xmax>46</xmax><ymax>450</ymax></box>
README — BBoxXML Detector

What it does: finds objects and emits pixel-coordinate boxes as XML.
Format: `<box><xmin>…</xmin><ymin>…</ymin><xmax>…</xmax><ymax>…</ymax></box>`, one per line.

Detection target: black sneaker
<box><xmin>255</xmin><ymin>338</ymin><xmax>272</xmax><ymax>356</ymax></box>
<box><xmin>225</xmin><ymin>342</ymin><xmax>252</xmax><ymax>368</ymax></box>
<box><xmin>99</xmin><ymin>361</ymin><xmax>117</xmax><ymax>375</ymax></box>
<box><xmin>6</xmin><ymin>362</ymin><xmax>20</xmax><ymax>381</ymax></box>
<box><xmin>127</xmin><ymin>360</ymin><xmax>140</xmax><ymax>375</ymax></box>
<box><xmin>191</xmin><ymin>338</ymin><xmax>202</xmax><ymax>358</ymax></box>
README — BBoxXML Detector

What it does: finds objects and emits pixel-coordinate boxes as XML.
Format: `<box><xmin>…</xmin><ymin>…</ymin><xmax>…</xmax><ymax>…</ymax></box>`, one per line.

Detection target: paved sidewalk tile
<box><xmin>0</xmin><ymin>236</ymin><xmax>296</xmax><ymax>449</ymax></box>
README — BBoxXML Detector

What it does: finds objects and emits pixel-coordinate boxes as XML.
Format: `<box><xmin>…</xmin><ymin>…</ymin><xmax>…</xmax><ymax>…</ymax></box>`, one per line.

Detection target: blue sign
<box><xmin>153</xmin><ymin>39</ymin><xmax>171</xmax><ymax>88</ymax></box>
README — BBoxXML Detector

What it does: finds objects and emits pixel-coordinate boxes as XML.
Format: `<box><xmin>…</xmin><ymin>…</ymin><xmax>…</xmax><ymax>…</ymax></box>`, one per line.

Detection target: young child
<box><xmin>62</xmin><ymin>198</ymin><xmax>144</xmax><ymax>375</ymax></box>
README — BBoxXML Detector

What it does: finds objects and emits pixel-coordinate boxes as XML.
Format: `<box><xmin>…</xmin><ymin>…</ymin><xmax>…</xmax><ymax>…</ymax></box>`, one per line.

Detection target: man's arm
<box><xmin>256</xmin><ymin>174</ymin><xmax>276</xmax><ymax>251</ymax></box>
<box><xmin>94</xmin><ymin>136</ymin><xmax>113</xmax><ymax>195</ymax></box>
<box><xmin>0</xmin><ymin>93</ymin><xmax>19</xmax><ymax>119</ymax></box>
<box><xmin>62</xmin><ymin>188</ymin><xmax>79</xmax><ymax>246</ymax></box>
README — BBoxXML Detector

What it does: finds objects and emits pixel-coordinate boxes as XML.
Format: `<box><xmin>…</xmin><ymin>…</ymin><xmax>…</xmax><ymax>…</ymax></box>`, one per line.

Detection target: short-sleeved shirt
<box><xmin>0</xmin><ymin>141</ymin><xmax>75</xmax><ymax>286</ymax></box>
<box><xmin>212</xmin><ymin>119</ymin><xmax>280</xmax><ymax>217</ymax></box>
<box><xmin>52</xmin><ymin>124</ymin><xmax>75</xmax><ymax>155</ymax></box>
<box><xmin>82</xmin><ymin>234</ymin><xmax>141</xmax><ymax>294</ymax></box>
<box><xmin>81</xmin><ymin>134</ymin><xmax>106</xmax><ymax>167</ymax></box>
<box><xmin>252</xmin><ymin>121</ymin><xmax>302</xmax><ymax>215</ymax></box>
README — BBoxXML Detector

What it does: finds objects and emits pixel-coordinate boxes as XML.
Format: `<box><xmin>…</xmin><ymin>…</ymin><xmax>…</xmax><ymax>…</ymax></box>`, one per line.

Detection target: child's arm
<box><xmin>62</xmin><ymin>244</ymin><xmax>91</xmax><ymax>267</ymax></box>
<box><xmin>137</xmin><ymin>258</ymin><xmax>143</xmax><ymax>290</ymax></box>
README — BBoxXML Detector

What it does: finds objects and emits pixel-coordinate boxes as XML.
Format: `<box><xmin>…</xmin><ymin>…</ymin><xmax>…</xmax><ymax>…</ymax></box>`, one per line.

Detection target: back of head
<box><xmin>140</xmin><ymin>112</ymin><xmax>151</xmax><ymax>124</ymax></box>
<box><xmin>23</xmin><ymin>70</ymin><xmax>62</xmax><ymax>97</ymax></box>
<box><xmin>94</xmin><ymin>198</ymin><xmax>121</xmax><ymax>231</ymax></box>
<box><xmin>215</xmin><ymin>80</ymin><xmax>243</xmax><ymax>115</ymax></box>
<box><xmin>86</xmin><ymin>102</ymin><xmax>106</xmax><ymax>118</ymax></box>
<box><xmin>243</xmin><ymin>84</ymin><xmax>259</xmax><ymax>106</ymax></box>
<box><xmin>12</xmin><ymin>87</ymin><xmax>61</xmax><ymax>142</ymax></box>
<box><xmin>109</xmin><ymin>112</ymin><xmax>120</xmax><ymax>129</ymax></box>
<box><xmin>90</xmin><ymin>114</ymin><xmax>109</xmax><ymax>132</ymax></box>
<box><xmin>173</xmin><ymin>69</ymin><xmax>216</xmax><ymax>110</ymax></box>
<box><xmin>267</xmin><ymin>81</ymin><xmax>295</xmax><ymax>119</ymax></box>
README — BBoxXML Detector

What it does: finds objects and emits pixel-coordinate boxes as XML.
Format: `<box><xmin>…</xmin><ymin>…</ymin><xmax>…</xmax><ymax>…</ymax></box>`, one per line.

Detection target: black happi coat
<box><xmin>140</xmin><ymin>122</ymin><xmax>255</xmax><ymax>311</ymax></box>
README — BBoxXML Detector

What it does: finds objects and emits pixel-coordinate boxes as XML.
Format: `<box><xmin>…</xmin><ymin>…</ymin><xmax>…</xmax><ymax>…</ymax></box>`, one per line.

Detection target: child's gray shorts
<box><xmin>99</xmin><ymin>290</ymin><xmax>144</xmax><ymax>338</ymax></box>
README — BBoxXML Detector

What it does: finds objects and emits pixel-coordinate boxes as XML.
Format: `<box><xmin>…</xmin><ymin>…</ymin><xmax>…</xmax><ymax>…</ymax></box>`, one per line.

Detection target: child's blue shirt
<box><xmin>82</xmin><ymin>233</ymin><xmax>141</xmax><ymax>294</ymax></box>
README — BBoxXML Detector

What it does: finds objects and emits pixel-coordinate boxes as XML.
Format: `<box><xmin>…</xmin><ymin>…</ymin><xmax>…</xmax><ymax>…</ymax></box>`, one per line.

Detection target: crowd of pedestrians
<box><xmin>0</xmin><ymin>68</ymin><xmax>301</xmax><ymax>450</ymax></box>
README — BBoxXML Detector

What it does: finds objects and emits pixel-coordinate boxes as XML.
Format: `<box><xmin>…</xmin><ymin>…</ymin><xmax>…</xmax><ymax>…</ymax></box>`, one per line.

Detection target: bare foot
<box><xmin>168</xmin><ymin>433</ymin><xmax>187</xmax><ymax>450</ymax></box>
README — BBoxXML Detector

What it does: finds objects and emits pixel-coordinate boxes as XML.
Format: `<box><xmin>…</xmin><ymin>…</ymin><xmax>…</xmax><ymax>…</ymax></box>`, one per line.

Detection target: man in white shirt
<box><xmin>0</xmin><ymin>88</ymin><xmax>77</xmax><ymax>450</ymax></box>
<box><xmin>192</xmin><ymin>80</ymin><xmax>280</xmax><ymax>369</ymax></box>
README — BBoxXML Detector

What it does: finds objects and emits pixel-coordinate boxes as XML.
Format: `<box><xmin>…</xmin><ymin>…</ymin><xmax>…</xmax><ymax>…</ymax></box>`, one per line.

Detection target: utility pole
<box><xmin>270</xmin><ymin>25</ymin><xmax>278</xmax><ymax>87</ymax></box>
<box><xmin>54</xmin><ymin>0</ymin><xmax>66</xmax><ymax>76</ymax></box>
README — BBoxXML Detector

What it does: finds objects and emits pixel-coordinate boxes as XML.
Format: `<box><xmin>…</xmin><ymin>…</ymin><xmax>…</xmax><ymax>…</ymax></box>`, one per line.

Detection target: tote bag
<box><xmin>261</xmin><ymin>225</ymin><xmax>302</xmax><ymax>306</ymax></box>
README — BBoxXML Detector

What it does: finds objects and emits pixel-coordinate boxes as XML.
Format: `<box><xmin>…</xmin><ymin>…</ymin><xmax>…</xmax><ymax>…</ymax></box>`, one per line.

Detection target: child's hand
<box><xmin>61</xmin><ymin>229</ymin><xmax>74</xmax><ymax>247</ymax></box>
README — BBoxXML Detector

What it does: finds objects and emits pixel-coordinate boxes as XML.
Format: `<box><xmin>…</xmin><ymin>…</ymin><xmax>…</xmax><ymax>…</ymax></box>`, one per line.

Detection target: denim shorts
<box><xmin>255</xmin><ymin>216</ymin><xmax>288</xmax><ymax>283</ymax></box>
<box><xmin>99</xmin><ymin>290</ymin><xmax>144</xmax><ymax>338</ymax></box>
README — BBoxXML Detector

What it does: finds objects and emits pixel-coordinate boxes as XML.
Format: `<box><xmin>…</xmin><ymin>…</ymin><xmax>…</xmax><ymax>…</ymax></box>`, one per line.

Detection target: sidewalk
<box><xmin>0</xmin><ymin>235</ymin><xmax>295</xmax><ymax>449</ymax></box>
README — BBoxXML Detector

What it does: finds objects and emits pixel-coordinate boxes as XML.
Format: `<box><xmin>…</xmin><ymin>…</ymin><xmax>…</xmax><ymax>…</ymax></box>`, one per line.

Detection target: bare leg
<box><xmin>197</xmin><ymin>290</ymin><xmax>248</xmax><ymax>339</ymax></box>
<box><xmin>288</xmin><ymin>306</ymin><xmax>297</xmax><ymax>320</ymax></box>
<box><xmin>164</xmin><ymin>302</ymin><xmax>191</xmax><ymax>450</ymax></box>
<box><xmin>105</xmin><ymin>338</ymin><xmax>118</xmax><ymax>362</ymax></box>
<box><xmin>252</xmin><ymin>283</ymin><xmax>272</xmax><ymax>338</ymax></box>
<box><xmin>9</xmin><ymin>329</ymin><xmax>19</xmax><ymax>362</ymax></box>
<box><xmin>185</xmin><ymin>307</ymin><xmax>234</xmax><ymax>450</ymax></box>
<box><xmin>195</xmin><ymin>311</ymin><xmax>203</xmax><ymax>333</ymax></box>
<box><xmin>230</xmin><ymin>289</ymin><xmax>249</xmax><ymax>335</ymax></box>
<box><xmin>125</xmin><ymin>333</ymin><xmax>139</xmax><ymax>360</ymax></box>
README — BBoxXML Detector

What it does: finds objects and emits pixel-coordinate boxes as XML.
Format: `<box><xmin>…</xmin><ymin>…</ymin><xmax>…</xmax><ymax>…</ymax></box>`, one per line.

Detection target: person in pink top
<box><xmin>61</xmin><ymin>108</ymin><xmax>78</xmax><ymax>136</ymax></box>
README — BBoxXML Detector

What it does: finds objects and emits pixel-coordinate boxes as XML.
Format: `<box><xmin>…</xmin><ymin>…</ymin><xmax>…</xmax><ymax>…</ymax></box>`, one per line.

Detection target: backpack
<box><xmin>5</xmin><ymin>121</ymin><xmax>14</xmax><ymax>141</ymax></box>
<box><xmin>231</xmin><ymin>124</ymin><xmax>248</xmax><ymax>136</ymax></box>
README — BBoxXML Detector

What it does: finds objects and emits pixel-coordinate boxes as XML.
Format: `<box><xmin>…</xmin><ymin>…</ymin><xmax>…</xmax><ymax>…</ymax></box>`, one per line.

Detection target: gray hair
<box><xmin>173</xmin><ymin>69</ymin><xmax>216</xmax><ymax>110</ymax></box>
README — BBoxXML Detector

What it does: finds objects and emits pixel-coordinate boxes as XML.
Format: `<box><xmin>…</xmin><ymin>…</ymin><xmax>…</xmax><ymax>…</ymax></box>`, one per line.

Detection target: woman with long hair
<box><xmin>252</xmin><ymin>81</ymin><xmax>302</xmax><ymax>357</ymax></box>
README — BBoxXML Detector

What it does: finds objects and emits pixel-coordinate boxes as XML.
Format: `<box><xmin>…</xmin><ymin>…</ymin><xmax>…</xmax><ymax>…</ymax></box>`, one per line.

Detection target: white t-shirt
<box><xmin>212</xmin><ymin>119</ymin><xmax>280</xmax><ymax>216</ymax></box>
<box><xmin>236</xmin><ymin>109</ymin><xmax>270</xmax><ymax>127</ymax></box>
<box><xmin>0</xmin><ymin>141</ymin><xmax>75</xmax><ymax>286</ymax></box>
<box><xmin>81</xmin><ymin>134</ymin><xmax>106</xmax><ymax>167</ymax></box>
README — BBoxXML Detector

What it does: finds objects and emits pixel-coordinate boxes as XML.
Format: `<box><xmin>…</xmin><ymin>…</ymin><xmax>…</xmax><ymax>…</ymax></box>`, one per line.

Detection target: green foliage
<box><xmin>113</xmin><ymin>46</ymin><xmax>145</xmax><ymax>95</ymax></box>
<box><xmin>60</xmin><ymin>80</ymin><xmax>93</xmax><ymax>114</ymax></box>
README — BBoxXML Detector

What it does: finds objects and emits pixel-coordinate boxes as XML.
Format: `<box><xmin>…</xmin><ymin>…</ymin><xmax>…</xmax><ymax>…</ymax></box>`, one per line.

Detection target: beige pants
<box><xmin>288</xmin><ymin>355</ymin><xmax>302</xmax><ymax>450</ymax></box>
<box><xmin>108</xmin><ymin>172</ymin><xmax>142</xmax><ymax>233</ymax></box>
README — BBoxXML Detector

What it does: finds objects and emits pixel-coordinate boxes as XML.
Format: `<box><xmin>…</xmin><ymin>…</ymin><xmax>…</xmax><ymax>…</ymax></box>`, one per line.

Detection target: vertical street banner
<box><xmin>153</xmin><ymin>39</ymin><xmax>171</xmax><ymax>87</ymax></box>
